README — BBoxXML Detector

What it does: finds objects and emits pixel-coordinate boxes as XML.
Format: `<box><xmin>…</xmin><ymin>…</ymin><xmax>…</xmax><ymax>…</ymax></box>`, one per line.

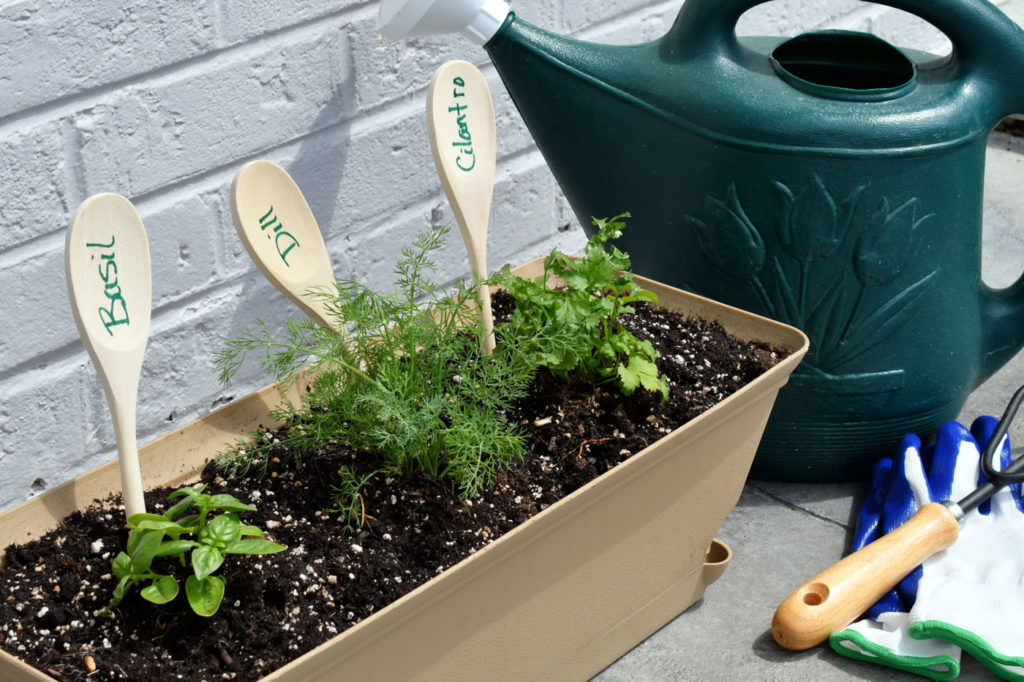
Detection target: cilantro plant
<box><xmin>498</xmin><ymin>214</ymin><xmax>669</xmax><ymax>399</ymax></box>
<box><xmin>216</xmin><ymin>226</ymin><xmax>567</xmax><ymax>500</ymax></box>
<box><xmin>105</xmin><ymin>484</ymin><xmax>286</xmax><ymax>617</ymax></box>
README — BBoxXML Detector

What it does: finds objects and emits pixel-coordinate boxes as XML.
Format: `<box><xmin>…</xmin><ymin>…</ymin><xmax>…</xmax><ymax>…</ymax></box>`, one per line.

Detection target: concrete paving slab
<box><xmin>750</xmin><ymin>480</ymin><xmax>864</xmax><ymax>527</ymax></box>
<box><xmin>597</xmin><ymin>131</ymin><xmax>1024</xmax><ymax>679</ymax></box>
<box><xmin>598</xmin><ymin>486</ymin><xmax>996</xmax><ymax>681</ymax></box>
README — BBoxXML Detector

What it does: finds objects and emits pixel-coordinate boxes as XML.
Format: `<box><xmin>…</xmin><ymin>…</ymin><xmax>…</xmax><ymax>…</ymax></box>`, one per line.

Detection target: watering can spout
<box><xmin>378</xmin><ymin>0</ymin><xmax>511</xmax><ymax>45</ymax></box>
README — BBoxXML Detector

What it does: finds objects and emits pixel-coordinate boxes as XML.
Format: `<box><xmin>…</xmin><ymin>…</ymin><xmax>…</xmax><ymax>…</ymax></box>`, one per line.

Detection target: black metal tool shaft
<box><xmin>954</xmin><ymin>384</ymin><xmax>1024</xmax><ymax>515</ymax></box>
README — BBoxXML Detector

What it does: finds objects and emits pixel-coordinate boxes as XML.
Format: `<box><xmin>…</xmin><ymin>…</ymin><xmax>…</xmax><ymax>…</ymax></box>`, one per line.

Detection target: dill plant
<box><xmin>215</xmin><ymin>227</ymin><xmax>560</xmax><ymax>500</ymax></box>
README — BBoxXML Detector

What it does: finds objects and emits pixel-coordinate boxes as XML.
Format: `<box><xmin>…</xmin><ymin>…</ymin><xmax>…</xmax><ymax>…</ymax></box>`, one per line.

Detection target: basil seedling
<box><xmin>104</xmin><ymin>484</ymin><xmax>286</xmax><ymax>617</ymax></box>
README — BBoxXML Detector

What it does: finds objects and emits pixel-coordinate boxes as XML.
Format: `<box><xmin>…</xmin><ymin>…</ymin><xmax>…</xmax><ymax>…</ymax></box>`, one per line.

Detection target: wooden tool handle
<box><xmin>771</xmin><ymin>501</ymin><xmax>960</xmax><ymax>650</ymax></box>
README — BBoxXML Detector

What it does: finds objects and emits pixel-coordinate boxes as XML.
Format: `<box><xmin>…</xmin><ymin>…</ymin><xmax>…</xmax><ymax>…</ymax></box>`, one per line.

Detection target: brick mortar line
<box><xmin>0</xmin><ymin>0</ymin><xmax>684</xmax><ymax>140</ymax></box>
<box><xmin>0</xmin><ymin>97</ymin><xmax>551</xmax><ymax>267</ymax></box>
<box><xmin>0</xmin><ymin>0</ymin><xmax>764</xmax><ymax>147</ymax></box>
<box><xmin>0</xmin><ymin>3</ymin><xmax>375</xmax><ymax>135</ymax></box>
<box><xmin>346</xmin><ymin>145</ymin><xmax>553</xmax><ymax>241</ymax></box>
<box><xmin>563</xmin><ymin>0</ymin><xmax>681</xmax><ymax>38</ymax></box>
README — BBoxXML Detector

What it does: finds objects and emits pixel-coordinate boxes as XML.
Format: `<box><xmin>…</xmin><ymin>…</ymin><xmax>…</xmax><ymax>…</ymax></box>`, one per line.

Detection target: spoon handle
<box><xmin>771</xmin><ymin>501</ymin><xmax>959</xmax><ymax>650</ymax></box>
<box><xmin>111</xmin><ymin>402</ymin><xmax>144</xmax><ymax>520</ymax></box>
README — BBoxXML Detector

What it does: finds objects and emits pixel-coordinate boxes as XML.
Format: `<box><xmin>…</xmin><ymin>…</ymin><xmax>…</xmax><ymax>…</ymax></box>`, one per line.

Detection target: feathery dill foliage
<box><xmin>215</xmin><ymin>226</ymin><xmax>553</xmax><ymax>500</ymax></box>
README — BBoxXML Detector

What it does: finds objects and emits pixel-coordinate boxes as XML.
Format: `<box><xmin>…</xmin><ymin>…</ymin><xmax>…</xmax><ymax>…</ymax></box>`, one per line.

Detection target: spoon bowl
<box><xmin>231</xmin><ymin>160</ymin><xmax>338</xmax><ymax>331</ymax></box>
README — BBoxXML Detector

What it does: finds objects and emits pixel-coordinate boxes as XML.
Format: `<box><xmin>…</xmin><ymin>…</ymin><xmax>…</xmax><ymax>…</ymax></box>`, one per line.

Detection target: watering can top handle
<box><xmin>677</xmin><ymin>0</ymin><xmax>1024</xmax><ymax>106</ymax></box>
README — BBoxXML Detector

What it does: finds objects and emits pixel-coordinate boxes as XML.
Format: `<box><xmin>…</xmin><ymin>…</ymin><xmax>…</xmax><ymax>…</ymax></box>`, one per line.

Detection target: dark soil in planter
<box><xmin>1</xmin><ymin>295</ymin><xmax>786</xmax><ymax>681</ymax></box>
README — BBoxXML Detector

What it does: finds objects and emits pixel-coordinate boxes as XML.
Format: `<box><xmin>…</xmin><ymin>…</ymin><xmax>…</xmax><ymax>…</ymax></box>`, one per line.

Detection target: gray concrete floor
<box><xmin>597</xmin><ymin>131</ymin><xmax>1024</xmax><ymax>680</ymax></box>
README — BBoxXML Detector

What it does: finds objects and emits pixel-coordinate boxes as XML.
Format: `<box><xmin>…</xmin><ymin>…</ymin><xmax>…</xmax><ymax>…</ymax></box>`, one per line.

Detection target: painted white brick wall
<box><xmin>0</xmin><ymin>0</ymin><xmax>977</xmax><ymax>512</ymax></box>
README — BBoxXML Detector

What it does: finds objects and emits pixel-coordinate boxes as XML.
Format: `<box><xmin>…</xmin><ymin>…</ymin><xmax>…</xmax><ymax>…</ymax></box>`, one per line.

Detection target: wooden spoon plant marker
<box><xmin>231</xmin><ymin>160</ymin><xmax>338</xmax><ymax>331</ymax></box>
<box><xmin>65</xmin><ymin>194</ymin><xmax>153</xmax><ymax>520</ymax></box>
<box><xmin>427</xmin><ymin>60</ymin><xmax>497</xmax><ymax>355</ymax></box>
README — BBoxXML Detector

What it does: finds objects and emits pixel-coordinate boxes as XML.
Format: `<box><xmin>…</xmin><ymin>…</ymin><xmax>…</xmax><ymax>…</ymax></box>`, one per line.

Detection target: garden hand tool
<box><xmin>231</xmin><ymin>160</ymin><xmax>339</xmax><ymax>331</ymax></box>
<box><xmin>65</xmin><ymin>194</ymin><xmax>153</xmax><ymax>520</ymax></box>
<box><xmin>426</xmin><ymin>60</ymin><xmax>497</xmax><ymax>355</ymax></box>
<box><xmin>774</xmin><ymin>385</ymin><xmax>1024</xmax><ymax>672</ymax></box>
<box><xmin>828</xmin><ymin>423</ymin><xmax>995</xmax><ymax>680</ymax></box>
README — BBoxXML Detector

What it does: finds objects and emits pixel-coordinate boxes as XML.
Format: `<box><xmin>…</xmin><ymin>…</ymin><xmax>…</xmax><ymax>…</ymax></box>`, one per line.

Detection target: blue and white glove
<box><xmin>831</xmin><ymin>416</ymin><xmax>1021</xmax><ymax>680</ymax></box>
<box><xmin>906</xmin><ymin>417</ymin><xmax>1024</xmax><ymax>681</ymax></box>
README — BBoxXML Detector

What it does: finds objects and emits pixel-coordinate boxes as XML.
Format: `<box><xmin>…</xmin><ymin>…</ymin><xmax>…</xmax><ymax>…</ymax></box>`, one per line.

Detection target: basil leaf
<box><xmin>224</xmin><ymin>538</ymin><xmax>287</xmax><ymax>555</ymax></box>
<box><xmin>126</xmin><ymin>529</ymin><xmax>142</xmax><ymax>556</ymax></box>
<box><xmin>135</xmin><ymin>519</ymin><xmax>192</xmax><ymax>534</ymax></box>
<box><xmin>167</xmin><ymin>486</ymin><xmax>201</xmax><ymax>501</ymax></box>
<box><xmin>112</xmin><ymin>552</ymin><xmax>133</xmax><ymax>580</ymax></box>
<box><xmin>140</xmin><ymin>575</ymin><xmax>179</xmax><ymax>605</ymax></box>
<box><xmin>191</xmin><ymin>546</ymin><xmax>224</xmax><ymax>581</ymax></box>
<box><xmin>176</xmin><ymin>514</ymin><xmax>201</xmax><ymax>530</ymax></box>
<box><xmin>127</xmin><ymin>512</ymin><xmax>170</xmax><ymax>529</ymax></box>
<box><xmin>164</xmin><ymin>496</ymin><xmax>196</xmax><ymax>520</ymax></box>
<box><xmin>185</xmin><ymin>575</ymin><xmax>225</xmax><ymax>617</ymax></box>
<box><xmin>112</xmin><ymin>575</ymin><xmax>134</xmax><ymax>602</ymax></box>
<box><xmin>154</xmin><ymin>540</ymin><xmax>199</xmax><ymax>557</ymax></box>
<box><xmin>130</xmin><ymin>530</ymin><xmax>165</xmax><ymax>574</ymax></box>
<box><xmin>206</xmin><ymin>513</ymin><xmax>242</xmax><ymax>547</ymax></box>
<box><xmin>206</xmin><ymin>495</ymin><xmax>256</xmax><ymax>513</ymax></box>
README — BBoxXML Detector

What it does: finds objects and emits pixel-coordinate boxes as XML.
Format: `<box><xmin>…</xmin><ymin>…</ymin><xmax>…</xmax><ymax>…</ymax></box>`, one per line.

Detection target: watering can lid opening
<box><xmin>770</xmin><ymin>31</ymin><xmax>918</xmax><ymax>102</ymax></box>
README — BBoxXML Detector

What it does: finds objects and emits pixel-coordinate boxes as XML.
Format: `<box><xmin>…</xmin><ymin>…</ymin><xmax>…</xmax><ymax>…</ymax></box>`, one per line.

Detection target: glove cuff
<box><xmin>911</xmin><ymin>574</ymin><xmax>1024</xmax><ymax>678</ymax></box>
<box><xmin>830</xmin><ymin>614</ymin><xmax>961</xmax><ymax>681</ymax></box>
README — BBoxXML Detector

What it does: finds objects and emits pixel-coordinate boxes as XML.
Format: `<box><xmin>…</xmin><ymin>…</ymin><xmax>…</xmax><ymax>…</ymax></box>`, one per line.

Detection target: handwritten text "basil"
<box><xmin>87</xmin><ymin>236</ymin><xmax>130</xmax><ymax>336</ymax></box>
<box><xmin>447</xmin><ymin>76</ymin><xmax>476</xmax><ymax>172</ymax></box>
<box><xmin>257</xmin><ymin>206</ymin><xmax>300</xmax><ymax>266</ymax></box>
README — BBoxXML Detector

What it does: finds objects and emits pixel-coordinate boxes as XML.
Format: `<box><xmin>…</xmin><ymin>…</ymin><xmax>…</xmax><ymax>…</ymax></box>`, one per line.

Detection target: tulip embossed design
<box><xmin>774</xmin><ymin>174</ymin><xmax>863</xmax><ymax>322</ymax></box>
<box><xmin>688</xmin><ymin>183</ymin><xmax>769</xmax><ymax>304</ymax></box>
<box><xmin>687</xmin><ymin>175</ymin><xmax>937</xmax><ymax>378</ymax></box>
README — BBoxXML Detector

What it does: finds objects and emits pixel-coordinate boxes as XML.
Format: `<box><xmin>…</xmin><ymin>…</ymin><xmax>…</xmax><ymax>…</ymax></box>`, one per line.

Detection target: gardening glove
<box><xmin>829</xmin><ymin>422</ymin><xmax>973</xmax><ymax>681</ymax></box>
<box><xmin>905</xmin><ymin>416</ymin><xmax>1024</xmax><ymax>681</ymax></box>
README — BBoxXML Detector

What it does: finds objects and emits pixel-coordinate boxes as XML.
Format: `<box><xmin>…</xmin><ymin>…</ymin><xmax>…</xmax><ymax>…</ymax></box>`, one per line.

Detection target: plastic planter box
<box><xmin>0</xmin><ymin>259</ymin><xmax>808</xmax><ymax>680</ymax></box>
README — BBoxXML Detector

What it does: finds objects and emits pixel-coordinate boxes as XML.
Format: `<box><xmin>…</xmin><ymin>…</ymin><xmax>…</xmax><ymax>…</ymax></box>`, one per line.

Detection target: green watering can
<box><xmin>380</xmin><ymin>0</ymin><xmax>1024</xmax><ymax>481</ymax></box>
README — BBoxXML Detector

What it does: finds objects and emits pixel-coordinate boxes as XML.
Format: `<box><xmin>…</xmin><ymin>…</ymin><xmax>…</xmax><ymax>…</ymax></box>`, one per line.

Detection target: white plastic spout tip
<box><xmin>379</xmin><ymin>0</ymin><xmax>510</xmax><ymax>45</ymax></box>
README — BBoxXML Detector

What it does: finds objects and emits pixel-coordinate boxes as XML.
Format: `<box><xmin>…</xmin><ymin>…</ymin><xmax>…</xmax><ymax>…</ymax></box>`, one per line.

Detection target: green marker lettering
<box><xmin>86</xmin><ymin>236</ymin><xmax>130</xmax><ymax>335</ymax></box>
<box><xmin>449</xmin><ymin>77</ymin><xmax>476</xmax><ymax>172</ymax></box>
<box><xmin>258</xmin><ymin>205</ymin><xmax>301</xmax><ymax>266</ymax></box>
<box><xmin>86</xmin><ymin>236</ymin><xmax>115</xmax><ymax>249</ymax></box>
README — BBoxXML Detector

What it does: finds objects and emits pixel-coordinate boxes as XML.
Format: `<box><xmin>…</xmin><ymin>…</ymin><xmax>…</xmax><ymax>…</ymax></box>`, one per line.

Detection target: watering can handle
<box><xmin>675</xmin><ymin>0</ymin><xmax>1022</xmax><ymax>82</ymax></box>
<box><xmin>976</xmin><ymin>14</ymin><xmax>1024</xmax><ymax>383</ymax></box>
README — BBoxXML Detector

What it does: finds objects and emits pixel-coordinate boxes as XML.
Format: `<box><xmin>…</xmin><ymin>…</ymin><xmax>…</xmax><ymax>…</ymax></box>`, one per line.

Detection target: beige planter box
<box><xmin>0</xmin><ymin>260</ymin><xmax>808</xmax><ymax>681</ymax></box>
